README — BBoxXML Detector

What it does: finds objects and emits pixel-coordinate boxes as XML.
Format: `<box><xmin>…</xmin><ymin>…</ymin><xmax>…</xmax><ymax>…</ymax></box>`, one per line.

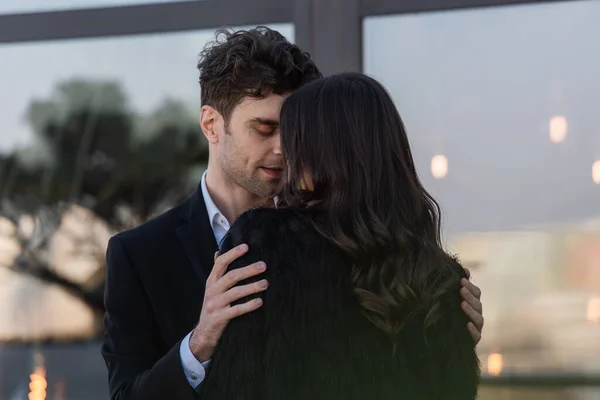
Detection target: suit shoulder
<box><xmin>112</xmin><ymin>201</ymin><xmax>186</xmax><ymax>245</ymax></box>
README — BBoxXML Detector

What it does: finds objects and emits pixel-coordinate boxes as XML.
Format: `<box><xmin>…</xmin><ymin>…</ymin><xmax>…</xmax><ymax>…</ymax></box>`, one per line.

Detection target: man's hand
<box><xmin>189</xmin><ymin>244</ymin><xmax>268</xmax><ymax>362</ymax></box>
<box><xmin>460</xmin><ymin>268</ymin><xmax>484</xmax><ymax>345</ymax></box>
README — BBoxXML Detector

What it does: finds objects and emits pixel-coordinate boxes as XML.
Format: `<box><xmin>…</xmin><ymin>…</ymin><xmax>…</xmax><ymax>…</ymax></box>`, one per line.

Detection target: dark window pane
<box><xmin>0</xmin><ymin>0</ymin><xmax>184</xmax><ymax>14</ymax></box>
<box><xmin>364</xmin><ymin>0</ymin><xmax>600</xmax><ymax>380</ymax></box>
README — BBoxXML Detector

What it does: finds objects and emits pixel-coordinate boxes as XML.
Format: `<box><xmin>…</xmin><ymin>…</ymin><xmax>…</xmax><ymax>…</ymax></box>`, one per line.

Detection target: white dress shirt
<box><xmin>179</xmin><ymin>171</ymin><xmax>230</xmax><ymax>388</ymax></box>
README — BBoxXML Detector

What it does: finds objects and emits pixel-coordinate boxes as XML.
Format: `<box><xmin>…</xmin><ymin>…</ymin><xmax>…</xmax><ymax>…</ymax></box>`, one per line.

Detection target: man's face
<box><xmin>218</xmin><ymin>93</ymin><xmax>286</xmax><ymax>198</ymax></box>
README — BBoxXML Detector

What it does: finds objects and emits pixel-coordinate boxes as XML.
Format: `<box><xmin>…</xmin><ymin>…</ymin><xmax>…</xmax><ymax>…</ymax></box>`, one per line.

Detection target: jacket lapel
<box><xmin>176</xmin><ymin>185</ymin><xmax>219</xmax><ymax>284</ymax></box>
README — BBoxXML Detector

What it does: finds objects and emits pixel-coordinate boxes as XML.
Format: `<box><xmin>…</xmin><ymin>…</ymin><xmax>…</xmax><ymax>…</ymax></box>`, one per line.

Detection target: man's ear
<box><xmin>200</xmin><ymin>105</ymin><xmax>222</xmax><ymax>144</ymax></box>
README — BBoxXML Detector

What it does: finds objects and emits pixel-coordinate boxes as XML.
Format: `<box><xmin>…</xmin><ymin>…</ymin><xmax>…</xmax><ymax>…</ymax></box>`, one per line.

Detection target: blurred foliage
<box><xmin>1</xmin><ymin>78</ymin><xmax>207</xmax><ymax>223</ymax></box>
<box><xmin>0</xmin><ymin>78</ymin><xmax>207</xmax><ymax>329</ymax></box>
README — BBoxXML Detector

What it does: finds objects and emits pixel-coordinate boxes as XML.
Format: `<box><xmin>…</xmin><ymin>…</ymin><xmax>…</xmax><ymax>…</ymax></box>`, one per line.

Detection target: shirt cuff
<box><xmin>179</xmin><ymin>331</ymin><xmax>212</xmax><ymax>389</ymax></box>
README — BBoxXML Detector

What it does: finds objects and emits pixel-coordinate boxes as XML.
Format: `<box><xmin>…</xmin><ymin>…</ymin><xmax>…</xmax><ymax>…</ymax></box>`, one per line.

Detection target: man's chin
<box><xmin>262</xmin><ymin>185</ymin><xmax>279</xmax><ymax>199</ymax></box>
<box><xmin>248</xmin><ymin>181</ymin><xmax>279</xmax><ymax>200</ymax></box>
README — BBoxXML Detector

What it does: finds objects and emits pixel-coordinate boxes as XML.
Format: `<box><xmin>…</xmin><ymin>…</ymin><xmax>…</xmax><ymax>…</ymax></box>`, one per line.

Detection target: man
<box><xmin>101</xmin><ymin>27</ymin><xmax>484</xmax><ymax>400</ymax></box>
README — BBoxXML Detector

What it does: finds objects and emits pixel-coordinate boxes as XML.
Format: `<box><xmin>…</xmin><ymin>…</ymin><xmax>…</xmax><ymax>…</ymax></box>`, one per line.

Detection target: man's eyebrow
<box><xmin>250</xmin><ymin>117</ymin><xmax>279</xmax><ymax>126</ymax></box>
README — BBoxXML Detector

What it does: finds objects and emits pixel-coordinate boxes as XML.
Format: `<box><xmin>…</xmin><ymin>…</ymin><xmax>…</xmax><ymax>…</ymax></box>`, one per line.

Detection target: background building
<box><xmin>1</xmin><ymin>0</ymin><xmax>599</xmax><ymax>398</ymax></box>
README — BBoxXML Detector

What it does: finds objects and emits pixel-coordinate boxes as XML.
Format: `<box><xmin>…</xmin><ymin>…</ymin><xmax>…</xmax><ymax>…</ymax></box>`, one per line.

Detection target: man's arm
<box><xmin>179</xmin><ymin>332</ymin><xmax>211</xmax><ymax>388</ymax></box>
<box><xmin>195</xmin><ymin>213</ymin><xmax>273</xmax><ymax>400</ymax></box>
<box><xmin>460</xmin><ymin>268</ymin><xmax>484</xmax><ymax>344</ymax></box>
<box><xmin>178</xmin><ymin>244</ymin><xmax>267</xmax><ymax>389</ymax></box>
<box><xmin>101</xmin><ymin>236</ymin><xmax>197</xmax><ymax>400</ymax></box>
<box><xmin>187</xmin><ymin>245</ymin><xmax>267</xmax><ymax>363</ymax></box>
<box><xmin>102</xmin><ymin>236</ymin><xmax>268</xmax><ymax>398</ymax></box>
<box><xmin>419</xmin><ymin>280</ymin><xmax>480</xmax><ymax>399</ymax></box>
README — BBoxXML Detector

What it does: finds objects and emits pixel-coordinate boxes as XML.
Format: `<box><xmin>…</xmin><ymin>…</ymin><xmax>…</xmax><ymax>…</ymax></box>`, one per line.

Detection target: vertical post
<box><xmin>293</xmin><ymin>0</ymin><xmax>362</xmax><ymax>76</ymax></box>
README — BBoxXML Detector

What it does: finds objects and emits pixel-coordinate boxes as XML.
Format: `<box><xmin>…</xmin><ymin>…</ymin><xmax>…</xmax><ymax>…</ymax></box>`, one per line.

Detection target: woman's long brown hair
<box><xmin>278</xmin><ymin>72</ymin><xmax>463</xmax><ymax>338</ymax></box>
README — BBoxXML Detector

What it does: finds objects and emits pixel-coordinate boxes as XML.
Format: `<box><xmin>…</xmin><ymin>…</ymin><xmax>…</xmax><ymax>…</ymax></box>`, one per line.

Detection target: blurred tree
<box><xmin>0</xmin><ymin>78</ymin><xmax>207</xmax><ymax>340</ymax></box>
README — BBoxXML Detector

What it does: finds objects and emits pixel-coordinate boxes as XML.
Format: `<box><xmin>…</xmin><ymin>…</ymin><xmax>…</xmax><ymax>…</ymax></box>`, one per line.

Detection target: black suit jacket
<box><xmin>101</xmin><ymin>186</ymin><xmax>216</xmax><ymax>400</ymax></box>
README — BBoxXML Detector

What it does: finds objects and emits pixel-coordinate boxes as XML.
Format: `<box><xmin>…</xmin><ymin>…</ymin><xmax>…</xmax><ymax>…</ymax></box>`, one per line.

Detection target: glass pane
<box><xmin>0</xmin><ymin>23</ymin><xmax>293</xmax><ymax>399</ymax></box>
<box><xmin>0</xmin><ymin>0</ymin><xmax>182</xmax><ymax>14</ymax></box>
<box><xmin>364</xmin><ymin>0</ymin><xmax>600</xmax><ymax>389</ymax></box>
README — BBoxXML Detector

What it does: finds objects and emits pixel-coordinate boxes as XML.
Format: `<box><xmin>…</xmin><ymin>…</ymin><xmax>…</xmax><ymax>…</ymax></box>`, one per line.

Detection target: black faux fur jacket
<box><xmin>197</xmin><ymin>208</ymin><xmax>480</xmax><ymax>400</ymax></box>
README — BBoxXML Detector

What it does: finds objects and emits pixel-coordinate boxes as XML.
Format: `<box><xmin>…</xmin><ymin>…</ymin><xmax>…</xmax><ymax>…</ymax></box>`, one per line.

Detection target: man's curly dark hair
<box><xmin>197</xmin><ymin>26</ymin><xmax>322</xmax><ymax>121</ymax></box>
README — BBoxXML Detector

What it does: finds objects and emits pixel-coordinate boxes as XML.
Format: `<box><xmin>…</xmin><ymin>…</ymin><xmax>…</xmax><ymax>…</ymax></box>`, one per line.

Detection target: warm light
<box><xmin>587</xmin><ymin>296</ymin><xmax>600</xmax><ymax>323</ymax></box>
<box><xmin>431</xmin><ymin>155</ymin><xmax>448</xmax><ymax>179</ymax></box>
<box><xmin>53</xmin><ymin>380</ymin><xmax>66</xmax><ymax>400</ymax></box>
<box><xmin>593</xmin><ymin>161</ymin><xmax>600</xmax><ymax>184</ymax></box>
<box><xmin>549</xmin><ymin>115</ymin><xmax>568</xmax><ymax>143</ymax></box>
<box><xmin>28</xmin><ymin>366</ymin><xmax>47</xmax><ymax>400</ymax></box>
<box><xmin>487</xmin><ymin>353</ymin><xmax>503</xmax><ymax>376</ymax></box>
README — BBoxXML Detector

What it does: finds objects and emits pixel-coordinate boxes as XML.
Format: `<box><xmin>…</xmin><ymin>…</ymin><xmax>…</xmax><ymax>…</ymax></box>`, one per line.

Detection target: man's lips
<box><xmin>260</xmin><ymin>167</ymin><xmax>283</xmax><ymax>178</ymax></box>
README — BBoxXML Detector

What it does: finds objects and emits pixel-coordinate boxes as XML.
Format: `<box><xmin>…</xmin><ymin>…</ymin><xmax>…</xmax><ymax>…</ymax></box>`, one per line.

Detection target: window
<box><xmin>364</xmin><ymin>0</ymin><xmax>600</xmax><ymax>388</ymax></box>
<box><xmin>0</xmin><ymin>0</ymin><xmax>183</xmax><ymax>14</ymax></box>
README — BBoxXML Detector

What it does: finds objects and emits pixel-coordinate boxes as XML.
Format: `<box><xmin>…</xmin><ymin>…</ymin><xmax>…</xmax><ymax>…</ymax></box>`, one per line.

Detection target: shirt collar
<box><xmin>201</xmin><ymin>171</ymin><xmax>225</xmax><ymax>227</ymax></box>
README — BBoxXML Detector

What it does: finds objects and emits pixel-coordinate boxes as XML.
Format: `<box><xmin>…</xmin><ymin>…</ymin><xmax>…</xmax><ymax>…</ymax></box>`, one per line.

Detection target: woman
<box><xmin>198</xmin><ymin>73</ymin><xmax>480</xmax><ymax>399</ymax></box>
